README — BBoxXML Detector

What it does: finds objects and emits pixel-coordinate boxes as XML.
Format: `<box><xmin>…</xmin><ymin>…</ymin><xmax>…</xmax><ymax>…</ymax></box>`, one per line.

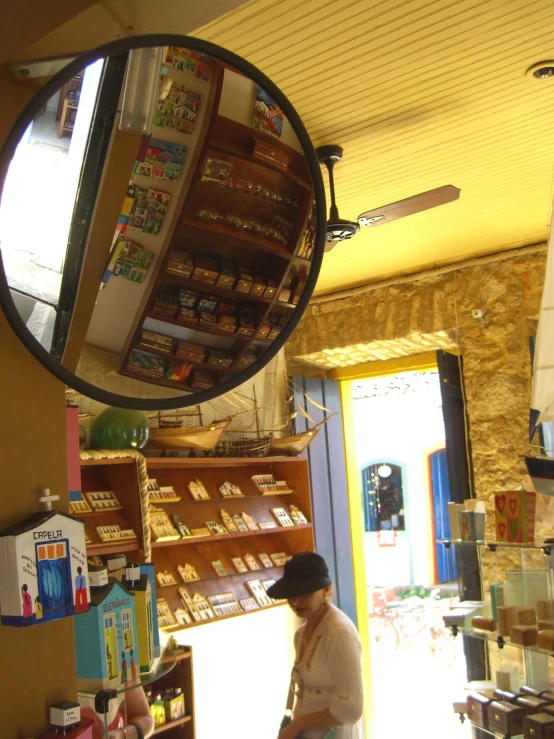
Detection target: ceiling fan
<box><xmin>316</xmin><ymin>144</ymin><xmax>461</xmax><ymax>253</ymax></box>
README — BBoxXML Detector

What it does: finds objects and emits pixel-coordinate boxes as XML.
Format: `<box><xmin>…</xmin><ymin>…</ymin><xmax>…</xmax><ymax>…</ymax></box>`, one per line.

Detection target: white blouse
<box><xmin>291</xmin><ymin>603</ymin><xmax>363</xmax><ymax>739</ymax></box>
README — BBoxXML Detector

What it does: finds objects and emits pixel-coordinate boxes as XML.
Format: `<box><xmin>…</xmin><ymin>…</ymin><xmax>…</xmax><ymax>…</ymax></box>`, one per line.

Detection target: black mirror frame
<box><xmin>0</xmin><ymin>34</ymin><xmax>326</xmax><ymax>410</ymax></box>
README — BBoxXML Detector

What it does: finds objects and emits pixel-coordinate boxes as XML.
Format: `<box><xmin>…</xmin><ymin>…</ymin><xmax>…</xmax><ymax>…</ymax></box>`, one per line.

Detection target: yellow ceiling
<box><xmin>195</xmin><ymin>0</ymin><xmax>554</xmax><ymax>294</ymax></box>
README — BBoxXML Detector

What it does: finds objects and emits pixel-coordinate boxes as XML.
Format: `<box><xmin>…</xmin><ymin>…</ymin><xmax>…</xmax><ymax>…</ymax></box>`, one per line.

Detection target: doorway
<box><xmin>341</xmin><ymin>362</ymin><xmax>471</xmax><ymax>738</ymax></box>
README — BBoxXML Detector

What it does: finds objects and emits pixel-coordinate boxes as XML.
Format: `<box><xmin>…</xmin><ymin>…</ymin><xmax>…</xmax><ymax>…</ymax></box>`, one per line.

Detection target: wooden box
<box><xmin>237</xmin><ymin>318</ymin><xmax>255</xmax><ymax>337</ymax></box>
<box><xmin>138</xmin><ymin>330</ymin><xmax>174</xmax><ymax>354</ymax></box>
<box><xmin>540</xmin><ymin>691</ymin><xmax>554</xmax><ymax>703</ymax></box>
<box><xmin>516</xmin><ymin>696</ymin><xmax>549</xmax><ymax>714</ymax></box>
<box><xmin>250</xmin><ymin>277</ymin><xmax>266</xmax><ymax>297</ymax></box>
<box><xmin>178</xmin><ymin>307</ymin><xmax>199</xmax><ymax>326</ymax></box>
<box><xmin>234</xmin><ymin>272</ymin><xmax>254</xmax><ymax>293</ymax></box>
<box><xmin>166</xmin><ymin>250</ymin><xmax>194</xmax><ymax>278</ymax></box>
<box><xmin>175</xmin><ymin>341</ymin><xmax>206</xmax><ymax>364</ymax></box>
<box><xmin>178</xmin><ymin>288</ymin><xmax>200</xmax><ymax>309</ymax></box>
<box><xmin>467</xmin><ymin>692</ymin><xmax>492</xmax><ymax>728</ymax></box>
<box><xmin>251</xmin><ymin>134</ymin><xmax>289</xmax><ymax>170</ymax></box>
<box><xmin>488</xmin><ymin>701</ymin><xmax>525</xmax><ymax>737</ymax></box>
<box><xmin>523</xmin><ymin>713</ymin><xmax>554</xmax><ymax>739</ymax></box>
<box><xmin>264</xmin><ymin>279</ymin><xmax>277</xmax><ymax>299</ymax></box>
<box><xmin>511</xmin><ymin>625</ymin><xmax>538</xmax><ymax>646</ymax></box>
<box><xmin>494</xmin><ymin>690</ymin><xmax>518</xmax><ymax>703</ymax></box>
<box><xmin>207</xmin><ymin>349</ymin><xmax>234</xmax><ymax>368</ymax></box>
<box><xmin>192</xmin><ymin>256</ymin><xmax>219</xmax><ymax>285</ymax></box>
<box><xmin>189</xmin><ymin>370</ymin><xmax>216</xmax><ymax>390</ymax></box>
<box><xmin>537</xmin><ymin>629</ymin><xmax>554</xmax><ymax>651</ymax></box>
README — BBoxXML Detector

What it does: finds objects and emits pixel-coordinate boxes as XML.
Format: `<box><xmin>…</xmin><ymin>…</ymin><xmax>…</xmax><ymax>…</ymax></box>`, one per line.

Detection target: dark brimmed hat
<box><xmin>266</xmin><ymin>551</ymin><xmax>331</xmax><ymax>599</ymax></box>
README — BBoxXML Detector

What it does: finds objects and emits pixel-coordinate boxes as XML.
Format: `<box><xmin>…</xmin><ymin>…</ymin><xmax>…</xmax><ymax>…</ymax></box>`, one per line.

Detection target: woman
<box><xmin>267</xmin><ymin>552</ymin><xmax>363</xmax><ymax>739</ymax></box>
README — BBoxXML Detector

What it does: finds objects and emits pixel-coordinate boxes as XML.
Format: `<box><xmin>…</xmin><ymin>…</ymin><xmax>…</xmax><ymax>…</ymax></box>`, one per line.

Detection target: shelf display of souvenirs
<box><xmin>246</xmin><ymin>579</ymin><xmax>273</xmax><ymax>607</ymax></box>
<box><xmin>156</xmin><ymin>570</ymin><xmax>178</xmax><ymax>588</ymax></box>
<box><xmin>220</xmin><ymin>509</ymin><xmax>238</xmax><ymax>532</ymax></box>
<box><xmin>219</xmin><ymin>481</ymin><xmax>244</xmax><ymax>498</ymax></box>
<box><xmin>207</xmin><ymin>592</ymin><xmax>241</xmax><ymax>616</ymax></box>
<box><xmin>157</xmin><ymin>598</ymin><xmax>178</xmax><ymax>629</ymax></box>
<box><xmin>178</xmin><ymin>563</ymin><xmax>200</xmax><ymax>582</ymax></box>
<box><xmin>165</xmin><ymin>249</ymin><xmax>280</xmax><ymax>302</ymax></box>
<box><xmin>206</xmin><ymin>520</ymin><xmax>228</xmax><ymax>535</ymax></box>
<box><xmin>69</xmin><ymin>498</ymin><xmax>93</xmax><ymax>515</ymax></box>
<box><xmin>188</xmin><ymin>479</ymin><xmax>210</xmax><ymax>500</ymax></box>
<box><xmin>251</xmin><ymin>474</ymin><xmax>293</xmax><ymax>495</ymax></box>
<box><xmin>270</xmin><ymin>507</ymin><xmax>294</xmax><ymax>527</ymax></box>
<box><xmin>147</xmin><ymin>479</ymin><xmax>181</xmax><ymax>503</ymax></box>
<box><xmin>95</xmin><ymin>525</ymin><xmax>137</xmax><ymax>542</ymax></box>
<box><xmin>85</xmin><ymin>491</ymin><xmax>122</xmax><ymax>511</ymax></box>
<box><xmin>244</xmin><ymin>553</ymin><xmax>261</xmax><ymax>571</ymax></box>
<box><xmin>150</xmin><ymin>508</ymin><xmax>181</xmax><ymax>541</ymax></box>
<box><xmin>200</xmin><ymin>156</ymin><xmax>299</xmax><ymax>209</ymax></box>
<box><xmin>211</xmin><ymin>560</ymin><xmax>228</xmax><ymax>577</ymax></box>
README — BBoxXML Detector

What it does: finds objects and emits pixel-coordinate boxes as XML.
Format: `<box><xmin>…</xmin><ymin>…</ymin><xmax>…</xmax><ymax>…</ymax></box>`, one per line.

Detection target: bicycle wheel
<box><xmin>429</xmin><ymin>627</ymin><xmax>457</xmax><ymax>666</ymax></box>
<box><xmin>368</xmin><ymin>614</ymin><xmax>399</xmax><ymax>656</ymax></box>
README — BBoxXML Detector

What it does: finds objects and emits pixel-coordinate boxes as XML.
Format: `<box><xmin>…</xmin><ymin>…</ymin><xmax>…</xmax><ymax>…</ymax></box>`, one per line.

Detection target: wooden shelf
<box><xmin>146</xmin><ymin>312</ymin><xmax>247</xmax><ymax>343</ymax></box>
<box><xmin>122</xmin><ymin>368</ymin><xmax>196</xmax><ymax>393</ymax></box>
<box><xmin>180</xmin><ymin>216</ymin><xmax>293</xmax><ymax>259</ymax></box>
<box><xmin>152</xmin><ymin>523</ymin><xmax>312</xmax><ymax>548</ymax></box>
<box><xmin>207</xmin><ymin>139</ymin><xmax>311</xmax><ymax>189</ymax></box>
<box><xmin>163</xmin><ymin>600</ymin><xmax>286</xmax><ymax>632</ymax></box>
<box><xmin>159</xmin><ymin>563</ymin><xmax>284</xmax><ymax>587</ymax></box>
<box><xmin>87</xmin><ymin>538</ymin><xmax>140</xmax><ymax>556</ymax></box>
<box><xmin>153</xmin><ymin>716</ymin><xmax>192</xmax><ymax>734</ymax></box>
<box><xmin>134</xmin><ymin>343</ymin><xmax>228</xmax><ymax>374</ymax></box>
<box><xmin>162</xmin><ymin>271</ymin><xmax>274</xmax><ymax>306</ymax></box>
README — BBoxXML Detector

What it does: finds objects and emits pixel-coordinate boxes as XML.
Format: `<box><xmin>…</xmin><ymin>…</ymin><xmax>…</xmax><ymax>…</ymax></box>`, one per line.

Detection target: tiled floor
<box><xmin>29</xmin><ymin>109</ymin><xmax>71</xmax><ymax>152</ymax></box>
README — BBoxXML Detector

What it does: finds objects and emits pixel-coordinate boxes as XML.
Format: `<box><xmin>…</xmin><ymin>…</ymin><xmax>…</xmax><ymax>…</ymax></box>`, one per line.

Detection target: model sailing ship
<box><xmin>527</xmin><ymin>203</ymin><xmax>554</xmax><ymax>494</ymax></box>
<box><xmin>267</xmin><ymin>384</ymin><xmax>336</xmax><ymax>456</ymax></box>
<box><xmin>147</xmin><ymin>406</ymin><xmax>231</xmax><ymax>452</ymax></box>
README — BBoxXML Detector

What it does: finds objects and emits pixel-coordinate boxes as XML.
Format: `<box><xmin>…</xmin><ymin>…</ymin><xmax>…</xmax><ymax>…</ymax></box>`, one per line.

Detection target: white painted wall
<box><xmin>162</xmin><ymin>604</ymin><xmax>300</xmax><ymax>739</ymax></box>
<box><xmin>351</xmin><ymin>370</ymin><xmax>446</xmax><ymax>588</ymax></box>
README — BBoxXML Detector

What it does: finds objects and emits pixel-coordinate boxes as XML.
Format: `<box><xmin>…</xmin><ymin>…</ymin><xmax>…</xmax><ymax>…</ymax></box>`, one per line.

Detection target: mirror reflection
<box><xmin>0</xmin><ymin>44</ymin><xmax>316</xmax><ymax>402</ymax></box>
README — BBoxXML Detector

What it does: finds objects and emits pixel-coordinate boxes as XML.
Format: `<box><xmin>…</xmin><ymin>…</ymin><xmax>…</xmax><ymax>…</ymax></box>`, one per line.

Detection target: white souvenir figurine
<box><xmin>0</xmin><ymin>489</ymin><xmax>90</xmax><ymax>626</ymax></box>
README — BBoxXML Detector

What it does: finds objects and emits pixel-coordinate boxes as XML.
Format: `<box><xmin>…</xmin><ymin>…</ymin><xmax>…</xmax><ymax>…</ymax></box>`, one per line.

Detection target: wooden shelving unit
<box><xmin>145</xmin><ymin>456</ymin><xmax>314</xmax><ymax>629</ymax></box>
<box><xmin>118</xmin><ymin>66</ymin><xmax>315</xmax><ymax>390</ymax></box>
<box><xmin>149</xmin><ymin>649</ymin><xmax>195</xmax><ymax>739</ymax></box>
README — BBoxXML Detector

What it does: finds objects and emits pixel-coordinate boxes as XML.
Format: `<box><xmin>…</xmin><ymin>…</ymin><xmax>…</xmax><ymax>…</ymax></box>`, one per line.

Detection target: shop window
<box><xmin>362</xmin><ymin>462</ymin><xmax>405</xmax><ymax>532</ymax></box>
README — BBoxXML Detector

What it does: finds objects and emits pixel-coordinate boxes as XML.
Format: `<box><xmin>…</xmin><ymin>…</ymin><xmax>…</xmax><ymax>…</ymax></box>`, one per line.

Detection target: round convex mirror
<box><xmin>0</xmin><ymin>35</ymin><xmax>325</xmax><ymax>409</ymax></box>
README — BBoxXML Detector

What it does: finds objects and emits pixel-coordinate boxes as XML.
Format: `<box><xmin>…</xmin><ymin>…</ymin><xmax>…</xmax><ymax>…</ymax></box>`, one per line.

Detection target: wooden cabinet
<box><xmin>80</xmin><ymin>455</ymin><xmax>314</xmax><ymax>629</ymax></box>
<box><xmin>146</xmin><ymin>456</ymin><xmax>314</xmax><ymax>630</ymax></box>
<box><xmin>149</xmin><ymin>648</ymin><xmax>195</xmax><ymax>739</ymax></box>
<box><xmin>81</xmin><ymin>457</ymin><xmax>145</xmax><ymax>558</ymax></box>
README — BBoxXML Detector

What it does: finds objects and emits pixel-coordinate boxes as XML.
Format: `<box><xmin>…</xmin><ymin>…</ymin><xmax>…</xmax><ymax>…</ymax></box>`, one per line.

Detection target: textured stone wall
<box><xmin>287</xmin><ymin>249</ymin><xmax>547</xmax><ymax>519</ymax></box>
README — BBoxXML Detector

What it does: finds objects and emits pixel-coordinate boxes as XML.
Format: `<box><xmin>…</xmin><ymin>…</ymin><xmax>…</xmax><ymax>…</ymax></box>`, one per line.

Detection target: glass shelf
<box><xmin>466</xmin><ymin>719</ymin><xmax>522</xmax><ymax>739</ymax></box>
<box><xmin>454</xmin><ymin>625</ymin><xmax>554</xmax><ymax>658</ymax></box>
<box><xmin>438</xmin><ymin>539</ymin><xmax>554</xmax><ymax>554</ymax></box>
<box><xmin>78</xmin><ymin>650</ymin><xmax>177</xmax><ymax>697</ymax></box>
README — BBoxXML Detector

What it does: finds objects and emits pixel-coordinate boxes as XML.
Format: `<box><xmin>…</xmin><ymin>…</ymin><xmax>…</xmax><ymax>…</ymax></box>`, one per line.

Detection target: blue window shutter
<box><xmin>292</xmin><ymin>377</ymin><xmax>357</xmax><ymax>625</ymax></box>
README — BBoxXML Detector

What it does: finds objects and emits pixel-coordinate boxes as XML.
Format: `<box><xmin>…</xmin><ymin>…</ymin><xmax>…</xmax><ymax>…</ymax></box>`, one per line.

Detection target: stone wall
<box><xmin>287</xmin><ymin>247</ymin><xmax>547</xmax><ymax>519</ymax></box>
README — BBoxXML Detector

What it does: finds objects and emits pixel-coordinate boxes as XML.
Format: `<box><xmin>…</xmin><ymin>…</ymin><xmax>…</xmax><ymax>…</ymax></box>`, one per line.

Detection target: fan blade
<box><xmin>357</xmin><ymin>185</ymin><xmax>460</xmax><ymax>227</ymax></box>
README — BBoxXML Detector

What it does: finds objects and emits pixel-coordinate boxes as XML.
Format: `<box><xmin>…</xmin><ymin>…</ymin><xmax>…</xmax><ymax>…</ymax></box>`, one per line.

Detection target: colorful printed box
<box><xmin>494</xmin><ymin>490</ymin><xmax>536</xmax><ymax>544</ymax></box>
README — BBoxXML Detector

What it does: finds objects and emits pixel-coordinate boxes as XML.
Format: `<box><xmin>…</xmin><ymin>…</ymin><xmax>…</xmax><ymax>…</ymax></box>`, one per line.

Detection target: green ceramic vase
<box><xmin>90</xmin><ymin>407</ymin><xmax>150</xmax><ymax>450</ymax></box>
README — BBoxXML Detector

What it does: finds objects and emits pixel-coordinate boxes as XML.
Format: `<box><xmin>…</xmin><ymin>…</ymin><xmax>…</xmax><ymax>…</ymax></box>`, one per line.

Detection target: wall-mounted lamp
<box><xmin>119</xmin><ymin>46</ymin><xmax>163</xmax><ymax>134</ymax></box>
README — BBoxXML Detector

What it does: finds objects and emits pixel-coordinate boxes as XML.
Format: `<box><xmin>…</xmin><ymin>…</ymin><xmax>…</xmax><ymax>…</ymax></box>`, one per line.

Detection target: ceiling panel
<box><xmin>195</xmin><ymin>0</ymin><xmax>554</xmax><ymax>293</ymax></box>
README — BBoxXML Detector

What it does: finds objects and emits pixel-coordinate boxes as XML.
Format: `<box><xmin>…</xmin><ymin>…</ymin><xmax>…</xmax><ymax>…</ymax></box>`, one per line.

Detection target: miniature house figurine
<box><xmin>140</xmin><ymin>562</ymin><xmax>161</xmax><ymax>658</ymax></box>
<box><xmin>39</xmin><ymin>701</ymin><xmax>94</xmax><ymax>739</ymax></box>
<box><xmin>122</xmin><ymin>562</ymin><xmax>155</xmax><ymax>673</ymax></box>
<box><xmin>0</xmin><ymin>504</ymin><xmax>90</xmax><ymax>627</ymax></box>
<box><xmin>74</xmin><ymin>577</ymin><xmax>138</xmax><ymax>691</ymax></box>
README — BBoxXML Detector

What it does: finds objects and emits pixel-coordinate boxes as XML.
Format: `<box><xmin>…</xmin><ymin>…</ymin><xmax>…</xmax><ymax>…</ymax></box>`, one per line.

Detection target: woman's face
<box><xmin>287</xmin><ymin>587</ymin><xmax>329</xmax><ymax>619</ymax></box>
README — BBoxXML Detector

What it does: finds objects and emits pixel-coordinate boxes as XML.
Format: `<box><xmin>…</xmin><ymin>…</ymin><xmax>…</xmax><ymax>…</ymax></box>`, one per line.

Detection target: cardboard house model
<box><xmin>74</xmin><ymin>575</ymin><xmax>138</xmax><ymax>691</ymax></box>
<box><xmin>0</xmin><ymin>510</ymin><xmax>90</xmax><ymax>627</ymax></box>
<box><xmin>122</xmin><ymin>562</ymin><xmax>155</xmax><ymax>674</ymax></box>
